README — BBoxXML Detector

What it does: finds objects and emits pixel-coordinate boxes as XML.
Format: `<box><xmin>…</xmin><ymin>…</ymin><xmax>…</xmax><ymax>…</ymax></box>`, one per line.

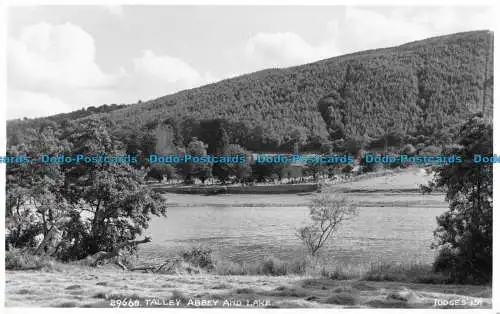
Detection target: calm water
<box><xmin>140</xmin><ymin>204</ymin><xmax>447</xmax><ymax>266</ymax></box>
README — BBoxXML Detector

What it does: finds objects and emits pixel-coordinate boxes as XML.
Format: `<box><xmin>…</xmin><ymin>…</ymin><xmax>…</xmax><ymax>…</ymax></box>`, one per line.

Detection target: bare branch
<box><xmin>296</xmin><ymin>193</ymin><xmax>358</xmax><ymax>257</ymax></box>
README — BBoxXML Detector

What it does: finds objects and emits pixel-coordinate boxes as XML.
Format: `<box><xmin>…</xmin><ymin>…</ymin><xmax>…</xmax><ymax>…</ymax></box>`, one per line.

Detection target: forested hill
<box><xmin>7</xmin><ymin>30</ymin><xmax>494</xmax><ymax>153</ymax></box>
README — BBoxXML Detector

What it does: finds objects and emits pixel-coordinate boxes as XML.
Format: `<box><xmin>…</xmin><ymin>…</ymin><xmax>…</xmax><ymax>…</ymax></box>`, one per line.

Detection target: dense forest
<box><xmin>7</xmin><ymin>30</ymin><xmax>493</xmax><ymax>154</ymax></box>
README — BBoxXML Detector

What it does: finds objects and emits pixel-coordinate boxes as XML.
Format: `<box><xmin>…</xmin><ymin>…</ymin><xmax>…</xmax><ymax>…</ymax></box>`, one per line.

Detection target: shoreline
<box><xmin>165</xmin><ymin>200</ymin><xmax>447</xmax><ymax>208</ymax></box>
<box><xmin>152</xmin><ymin>183</ymin><xmax>319</xmax><ymax>194</ymax></box>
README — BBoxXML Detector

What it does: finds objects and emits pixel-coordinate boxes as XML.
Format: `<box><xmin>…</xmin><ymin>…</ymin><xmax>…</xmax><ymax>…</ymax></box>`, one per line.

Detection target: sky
<box><xmin>6</xmin><ymin>5</ymin><xmax>495</xmax><ymax>119</ymax></box>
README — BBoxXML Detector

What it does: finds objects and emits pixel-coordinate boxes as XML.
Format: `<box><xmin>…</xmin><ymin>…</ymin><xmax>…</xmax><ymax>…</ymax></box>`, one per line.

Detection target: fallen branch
<box><xmin>84</xmin><ymin>236</ymin><xmax>152</xmax><ymax>269</ymax></box>
<box><xmin>129</xmin><ymin>258</ymin><xmax>181</xmax><ymax>273</ymax></box>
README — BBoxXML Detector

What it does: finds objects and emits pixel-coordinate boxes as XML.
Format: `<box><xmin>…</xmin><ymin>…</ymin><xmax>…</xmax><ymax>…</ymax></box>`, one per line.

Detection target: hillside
<box><xmin>7</xmin><ymin>30</ymin><xmax>494</xmax><ymax>152</ymax></box>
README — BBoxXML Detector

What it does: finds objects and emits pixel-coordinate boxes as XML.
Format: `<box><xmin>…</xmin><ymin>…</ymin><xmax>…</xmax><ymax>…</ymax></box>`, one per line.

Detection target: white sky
<box><xmin>6</xmin><ymin>5</ymin><xmax>495</xmax><ymax>119</ymax></box>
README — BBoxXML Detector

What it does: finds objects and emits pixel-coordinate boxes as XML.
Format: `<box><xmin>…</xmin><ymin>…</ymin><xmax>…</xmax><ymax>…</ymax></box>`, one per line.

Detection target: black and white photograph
<box><xmin>2</xmin><ymin>1</ymin><xmax>497</xmax><ymax>310</ymax></box>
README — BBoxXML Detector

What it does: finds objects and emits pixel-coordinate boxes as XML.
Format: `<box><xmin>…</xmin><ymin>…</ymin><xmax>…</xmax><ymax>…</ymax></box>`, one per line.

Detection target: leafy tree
<box><xmin>207</xmin><ymin>121</ymin><xmax>230</xmax><ymax>183</ymax></box>
<box><xmin>344</xmin><ymin>135</ymin><xmax>369</xmax><ymax>157</ymax></box>
<box><xmin>304</xmin><ymin>163</ymin><xmax>324</xmax><ymax>181</ymax></box>
<box><xmin>6</xmin><ymin>126</ymin><xmax>69</xmax><ymax>248</ymax></box>
<box><xmin>318</xmin><ymin>91</ymin><xmax>347</xmax><ymax>141</ymax></box>
<box><xmin>289</xmin><ymin>127</ymin><xmax>307</xmax><ymax>153</ymax></box>
<box><xmin>425</xmin><ymin>115</ymin><xmax>492</xmax><ymax>283</ymax></box>
<box><xmin>6</xmin><ymin>118</ymin><xmax>168</xmax><ymax>262</ymax></box>
<box><xmin>154</xmin><ymin>124</ymin><xmax>177</xmax><ymax>155</ymax></box>
<box><xmin>401</xmin><ymin>143</ymin><xmax>416</xmax><ymax>155</ymax></box>
<box><xmin>147</xmin><ymin>164</ymin><xmax>176</xmax><ymax>182</ymax></box>
<box><xmin>215</xmin><ymin>144</ymin><xmax>252</xmax><ymax>183</ymax></box>
<box><xmin>63</xmin><ymin>164</ymin><xmax>166</xmax><ymax>260</ymax></box>
<box><xmin>250</xmin><ymin>162</ymin><xmax>287</xmax><ymax>183</ymax></box>
<box><xmin>177</xmin><ymin>137</ymin><xmax>212</xmax><ymax>184</ymax></box>
<box><xmin>199</xmin><ymin>119</ymin><xmax>229</xmax><ymax>154</ymax></box>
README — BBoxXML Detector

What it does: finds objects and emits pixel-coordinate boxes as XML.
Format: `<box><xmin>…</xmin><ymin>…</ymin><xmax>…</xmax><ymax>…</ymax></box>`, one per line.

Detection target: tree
<box><xmin>289</xmin><ymin>126</ymin><xmax>307</xmax><ymax>153</ymax></box>
<box><xmin>424</xmin><ymin>115</ymin><xmax>492</xmax><ymax>283</ymax></box>
<box><xmin>6</xmin><ymin>126</ymin><xmax>69</xmax><ymax>249</ymax></box>
<box><xmin>155</xmin><ymin>124</ymin><xmax>177</xmax><ymax>155</ymax></box>
<box><xmin>209</xmin><ymin>122</ymin><xmax>230</xmax><ymax>183</ymax></box>
<box><xmin>297</xmin><ymin>193</ymin><xmax>357</xmax><ymax>257</ymax></box>
<box><xmin>304</xmin><ymin>163</ymin><xmax>324</xmax><ymax>181</ymax></box>
<box><xmin>317</xmin><ymin>91</ymin><xmax>346</xmax><ymax>141</ymax></box>
<box><xmin>320</xmin><ymin>141</ymin><xmax>333</xmax><ymax>155</ymax></box>
<box><xmin>199</xmin><ymin>119</ymin><xmax>229</xmax><ymax>154</ymax></box>
<box><xmin>218</xmin><ymin>144</ymin><xmax>252</xmax><ymax>183</ymax></box>
<box><xmin>344</xmin><ymin>135</ymin><xmax>369</xmax><ymax>157</ymax></box>
<box><xmin>177</xmin><ymin>137</ymin><xmax>211</xmax><ymax>184</ymax></box>
<box><xmin>147</xmin><ymin>164</ymin><xmax>176</xmax><ymax>182</ymax></box>
<box><xmin>6</xmin><ymin>117</ymin><xmax>168</xmax><ymax>263</ymax></box>
<box><xmin>63</xmin><ymin>120</ymin><xmax>164</xmax><ymax>258</ymax></box>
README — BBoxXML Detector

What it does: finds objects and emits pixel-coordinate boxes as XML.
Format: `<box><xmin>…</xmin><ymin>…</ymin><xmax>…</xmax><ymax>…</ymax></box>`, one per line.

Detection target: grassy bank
<box><xmin>202</xmin><ymin>254</ymin><xmax>453</xmax><ymax>285</ymax></box>
<box><xmin>4</xmin><ymin>248</ymin><xmax>469</xmax><ymax>285</ymax></box>
<box><xmin>5</xmin><ymin>262</ymin><xmax>491</xmax><ymax>308</ymax></box>
<box><xmin>6</xmin><ymin>249</ymin><xmax>491</xmax><ymax>308</ymax></box>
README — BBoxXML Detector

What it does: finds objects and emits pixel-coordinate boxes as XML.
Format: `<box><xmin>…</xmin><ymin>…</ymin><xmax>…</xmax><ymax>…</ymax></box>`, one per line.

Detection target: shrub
<box><xmin>213</xmin><ymin>260</ymin><xmax>247</xmax><ymax>275</ymax></box>
<box><xmin>5</xmin><ymin>248</ymin><xmax>58</xmax><ymax>271</ymax></box>
<box><xmin>212</xmin><ymin>255</ymin><xmax>306</xmax><ymax>276</ymax></box>
<box><xmin>321</xmin><ymin>265</ymin><xmax>362</xmax><ymax>280</ymax></box>
<box><xmin>180</xmin><ymin>247</ymin><xmax>215</xmax><ymax>270</ymax></box>
<box><xmin>362</xmin><ymin>261</ymin><xmax>448</xmax><ymax>283</ymax></box>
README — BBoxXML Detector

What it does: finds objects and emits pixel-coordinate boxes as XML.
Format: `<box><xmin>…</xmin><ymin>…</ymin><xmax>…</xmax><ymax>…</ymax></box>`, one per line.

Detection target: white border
<box><xmin>1</xmin><ymin>1</ymin><xmax>498</xmax><ymax>314</ymax></box>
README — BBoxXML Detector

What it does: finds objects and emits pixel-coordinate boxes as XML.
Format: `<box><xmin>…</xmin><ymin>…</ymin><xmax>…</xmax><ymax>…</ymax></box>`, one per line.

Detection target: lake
<box><xmin>140</xmin><ymin>197</ymin><xmax>447</xmax><ymax>266</ymax></box>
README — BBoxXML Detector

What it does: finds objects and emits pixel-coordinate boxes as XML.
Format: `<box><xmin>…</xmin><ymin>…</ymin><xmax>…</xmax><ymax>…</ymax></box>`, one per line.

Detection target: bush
<box><xmin>432</xmin><ymin>245</ymin><xmax>480</xmax><ymax>284</ymax></box>
<box><xmin>320</xmin><ymin>264</ymin><xmax>364</xmax><ymax>280</ymax></box>
<box><xmin>362</xmin><ymin>261</ymin><xmax>449</xmax><ymax>283</ymax></box>
<box><xmin>5</xmin><ymin>222</ymin><xmax>44</xmax><ymax>250</ymax></box>
<box><xmin>255</xmin><ymin>256</ymin><xmax>307</xmax><ymax>276</ymax></box>
<box><xmin>259</xmin><ymin>257</ymin><xmax>288</xmax><ymax>276</ymax></box>
<box><xmin>180</xmin><ymin>247</ymin><xmax>215</xmax><ymax>270</ymax></box>
<box><xmin>6</xmin><ymin>248</ymin><xmax>58</xmax><ymax>271</ymax></box>
<box><xmin>212</xmin><ymin>255</ymin><xmax>306</xmax><ymax>276</ymax></box>
<box><xmin>257</xmin><ymin>256</ymin><xmax>306</xmax><ymax>276</ymax></box>
<box><xmin>213</xmin><ymin>260</ymin><xmax>247</xmax><ymax>275</ymax></box>
<box><xmin>432</xmin><ymin>245</ymin><xmax>457</xmax><ymax>274</ymax></box>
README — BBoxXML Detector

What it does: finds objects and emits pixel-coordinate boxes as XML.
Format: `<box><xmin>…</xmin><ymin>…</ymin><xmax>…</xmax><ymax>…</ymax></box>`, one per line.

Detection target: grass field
<box><xmin>5</xmin><ymin>264</ymin><xmax>491</xmax><ymax>308</ymax></box>
<box><xmin>164</xmin><ymin>168</ymin><xmax>446</xmax><ymax>208</ymax></box>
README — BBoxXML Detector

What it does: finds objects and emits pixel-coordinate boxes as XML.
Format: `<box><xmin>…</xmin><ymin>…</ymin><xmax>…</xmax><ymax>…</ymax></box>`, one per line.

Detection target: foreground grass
<box><xmin>5</xmin><ymin>263</ymin><xmax>491</xmax><ymax>308</ymax></box>
<box><xmin>5</xmin><ymin>251</ymin><xmax>492</xmax><ymax>308</ymax></box>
